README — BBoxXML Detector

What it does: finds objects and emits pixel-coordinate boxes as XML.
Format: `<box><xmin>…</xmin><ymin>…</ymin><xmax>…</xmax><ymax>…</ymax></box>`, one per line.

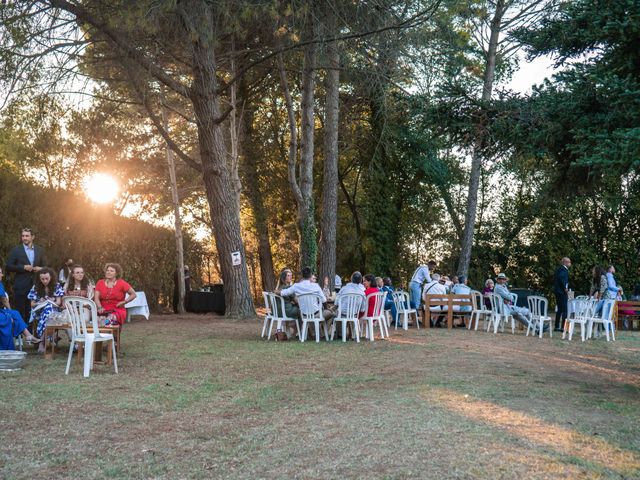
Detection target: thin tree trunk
<box><xmin>239</xmin><ymin>82</ymin><xmax>276</xmax><ymax>292</ymax></box>
<box><xmin>190</xmin><ymin>33</ymin><xmax>254</xmax><ymax>318</ymax></box>
<box><xmin>278</xmin><ymin>41</ymin><xmax>318</xmax><ymax>271</ymax></box>
<box><xmin>298</xmin><ymin>40</ymin><xmax>318</xmax><ymax>269</ymax></box>
<box><xmin>319</xmin><ymin>35</ymin><xmax>340</xmax><ymax>289</ymax></box>
<box><xmin>457</xmin><ymin>0</ymin><xmax>505</xmax><ymax>277</ymax></box>
<box><xmin>161</xmin><ymin>103</ymin><xmax>186</xmax><ymax>314</ymax></box>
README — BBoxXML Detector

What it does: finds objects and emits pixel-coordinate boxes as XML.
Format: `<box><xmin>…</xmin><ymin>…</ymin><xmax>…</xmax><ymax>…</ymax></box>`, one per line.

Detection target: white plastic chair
<box><xmin>487</xmin><ymin>293</ymin><xmax>515</xmax><ymax>334</ymax></box>
<box><xmin>297</xmin><ymin>293</ymin><xmax>329</xmax><ymax>343</ymax></box>
<box><xmin>392</xmin><ymin>291</ymin><xmax>420</xmax><ymax>330</ymax></box>
<box><xmin>361</xmin><ymin>291</ymin><xmax>388</xmax><ymax>341</ymax></box>
<box><xmin>587</xmin><ymin>299</ymin><xmax>616</xmax><ymax>341</ymax></box>
<box><xmin>526</xmin><ymin>296</ymin><xmax>552</xmax><ymax>338</ymax></box>
<box><xmin>331</xmin><ymin>293</ymin><xmax>361</xmax><ymax>342</ymax></box>
<box><xmin>266</xmin><ymin>293</ymin><xmax>300</xmax><ymax>340</ymax></box>
<box><xmin>261</xmin><ymin>291</ymin><xmax>272</xmax><ymax>338</ymax></box>
<box><xmin>565</xmin><ymin>298</ymin><xmax>591</xmax><ymax>341</ymax></box>
<box><xmin>469</xmin><ymin>290</ymin><xmax>491</xmax><ymax>331</ymax></box>
<box><xmin>64</xmin><ymin>297</ymin><xmax>118</xmax><ymax>378</ymax></box>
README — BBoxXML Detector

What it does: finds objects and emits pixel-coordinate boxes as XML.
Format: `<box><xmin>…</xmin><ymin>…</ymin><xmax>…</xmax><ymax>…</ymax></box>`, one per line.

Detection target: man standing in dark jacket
<box><xmin>553</xmin><ymin>257</ymin><xmax>571</xmax><ymax>331</ymax></box>
<box><xmin>5</xmin><ymin>228</ymin><xmax>47</xmax><ymax>323</ymax></box>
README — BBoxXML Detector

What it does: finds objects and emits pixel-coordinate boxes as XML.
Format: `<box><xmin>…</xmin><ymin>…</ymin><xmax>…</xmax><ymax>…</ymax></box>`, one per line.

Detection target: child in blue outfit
<box><xmin>0</xmin><ymin>268</ymin><xmax>40</xmax><ymax>350</ymax></box>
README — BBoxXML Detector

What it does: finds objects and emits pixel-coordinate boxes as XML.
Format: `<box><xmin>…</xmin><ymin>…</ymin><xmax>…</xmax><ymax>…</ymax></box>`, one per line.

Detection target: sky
<box><xmin>506</xmin><ymin>54</ymin><xmax>557</xmax><ymax>93</ymax></box>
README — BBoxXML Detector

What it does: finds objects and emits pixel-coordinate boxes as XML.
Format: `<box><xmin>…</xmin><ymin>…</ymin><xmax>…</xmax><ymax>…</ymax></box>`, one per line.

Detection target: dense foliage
<box><xmin>0</xmin><ymin>169</ymin><xmax>204</xmax><ymax>309</ymax></box>
<box><xmin>0</xmin><ymin>0</ymin><xmax>639</xmax><ymax>306</ymax></box>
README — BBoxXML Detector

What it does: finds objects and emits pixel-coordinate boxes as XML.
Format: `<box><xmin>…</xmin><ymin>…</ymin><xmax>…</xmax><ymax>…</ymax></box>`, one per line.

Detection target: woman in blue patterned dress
<box><xmin>28</xmin><ymin>267</ymin><xmax>63</xmax><ymax>352</ymax></box>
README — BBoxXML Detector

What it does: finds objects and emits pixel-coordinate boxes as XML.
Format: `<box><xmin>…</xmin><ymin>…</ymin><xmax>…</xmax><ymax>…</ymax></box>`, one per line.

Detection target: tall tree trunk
<box><xmin>190</xmin><ymin>34</ymin><xmax>254</xmax><ymax>318</ymax></box>
<box><xmin>457</xmin><ymin>0</ymin><xmax>505</xmax><ymax>277</ymax></box>
<box><xmin>319</xmin><ymin>34</ymin><xmax>340</xmax><ymax>289</ymax></box>
<box><xmin>161</xmin><ymin>103</ymin><xmax>186</xmax><ymax>314</ymax></box>
<box><xmin>298</xmin><ymin>40</ymin><xmax>318</xmax><ymax>270</ymax></box>
<box><xmin>240</xmin><ymin>84</ymin><xmax>276</xmax><ymax>292</ymax></box>
<box><xmin>278</xmin><ymin>38</ymin><xmax>318</xmax><ymax>272</ymax></box>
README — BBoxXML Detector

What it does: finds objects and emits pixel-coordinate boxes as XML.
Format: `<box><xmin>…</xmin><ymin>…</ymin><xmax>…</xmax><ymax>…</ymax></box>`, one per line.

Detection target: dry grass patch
<box><xmin>1</xmin><ymin>314</ymin><xmax>639</xmax><ymax>479</ymax></box>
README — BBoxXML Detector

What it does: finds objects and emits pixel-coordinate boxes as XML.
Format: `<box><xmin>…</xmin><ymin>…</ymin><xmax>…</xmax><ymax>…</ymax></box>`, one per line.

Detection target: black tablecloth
<box><xmin>510</xmin><ymin>289</ymin><xmax>539</xmax><ymax>308</ymax></box>
<box><xmin>187</xmin><ymin>291</ymin><xmax>225</xmax><ymax>315</ymax></box>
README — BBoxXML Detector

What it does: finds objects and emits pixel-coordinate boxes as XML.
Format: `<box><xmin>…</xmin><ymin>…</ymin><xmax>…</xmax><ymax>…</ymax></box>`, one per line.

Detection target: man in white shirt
<box><xmin>409</xmin><ymin>260</ymin><xmax>436</xmax><ymax>310</ymax></box>
<box><xmin>336</xmin><ymin>271</ymin><xmax>366</xmax><ymax>313</ymax></box>
<box><xmin>422</xmin><ymin>273</ymin><xmax>448</xmax><ymax>327</ymax></box>
<box><xmin>281</xmin><ymin>267</ymin><xmax>326</xmax><ymax>302</ymax></box>
<box><xmin>334</xmin><ymin>274</ymin><xmax>342</xmax><ymax>293</ymax></box>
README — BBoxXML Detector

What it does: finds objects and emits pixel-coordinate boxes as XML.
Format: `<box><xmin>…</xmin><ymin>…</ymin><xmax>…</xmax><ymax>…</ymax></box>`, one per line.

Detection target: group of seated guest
<box><xmin>271</xmin><ymin>268</ymin><xmax>409</xmax><ymax>339</ymax></box>
<box><xmin>0</xmin><ymin>262</ymin><xmax>136</xmax><ymax>352</ymax></box>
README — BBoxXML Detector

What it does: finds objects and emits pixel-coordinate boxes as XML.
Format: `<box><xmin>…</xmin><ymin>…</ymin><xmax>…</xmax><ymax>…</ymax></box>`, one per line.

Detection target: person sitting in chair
<box><xmin>0</xmin><ymin>267</ymin><xmax>39</xmax><ymax>350</ymax></box>
<box><xmin>422</xmin><ymin>274</ymin><xmax>448</xmax><ymax>327</ymax></box>
<box><xmin>494</xmin><ymin>273</ymin><xmax>535</xmax><ymax>330</ymax></box>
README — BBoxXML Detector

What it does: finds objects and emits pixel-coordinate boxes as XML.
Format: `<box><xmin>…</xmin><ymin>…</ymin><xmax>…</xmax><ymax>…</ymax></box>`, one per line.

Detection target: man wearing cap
<box><xmin>494</xmin><ymin>273</ymin><xmax>536</xmax><ymax>331</ymax></box>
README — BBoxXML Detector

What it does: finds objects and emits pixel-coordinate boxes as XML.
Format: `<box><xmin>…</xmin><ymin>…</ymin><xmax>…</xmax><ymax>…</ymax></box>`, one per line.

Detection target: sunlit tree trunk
<box><xmin>457</xmin><ymin>0</ymin><xmax>505</xmax><ymax>278</ymax></box>
<box><xmin>190</xmin><ymin>34</ymin><xmax>254</xmax><ymax>318</ymax></box>
<box><xmin>240</xmin><ymin>82</ymin><xmax>276</xmax><ymax>292</ymax></box>
<box><xmin>161</xmin><ymin>104</ymin><xmax>186</xmax><ymax>314</ymax></box>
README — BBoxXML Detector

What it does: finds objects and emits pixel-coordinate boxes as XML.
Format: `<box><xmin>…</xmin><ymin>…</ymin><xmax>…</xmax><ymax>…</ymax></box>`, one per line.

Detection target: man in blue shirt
<box><xmin>409</xmin><ymin>260</ymin><xmax>437</xmax><ymax>310</ymax></box>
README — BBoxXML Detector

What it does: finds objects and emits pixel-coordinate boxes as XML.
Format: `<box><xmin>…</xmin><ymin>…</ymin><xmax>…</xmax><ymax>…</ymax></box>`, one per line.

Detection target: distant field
<box><xmin>2</xmin><ymin>315</ymin><xmax>639</xmax><ymax>479</ymax></box>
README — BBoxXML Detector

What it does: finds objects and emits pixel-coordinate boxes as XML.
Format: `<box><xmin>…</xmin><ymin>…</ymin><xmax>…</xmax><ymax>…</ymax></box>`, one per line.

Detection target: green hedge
<box><xmin>0</xmin><ymin>169</ymin><xmax>203</xmax><ymax>310</ymax></box>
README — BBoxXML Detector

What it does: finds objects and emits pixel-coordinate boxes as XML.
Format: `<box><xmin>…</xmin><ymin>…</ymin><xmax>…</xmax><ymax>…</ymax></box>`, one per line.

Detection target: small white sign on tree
<box><xmin>231</xmin><ymin>251</ymin><xmax>242</xmax><ymax>266</ymax></box>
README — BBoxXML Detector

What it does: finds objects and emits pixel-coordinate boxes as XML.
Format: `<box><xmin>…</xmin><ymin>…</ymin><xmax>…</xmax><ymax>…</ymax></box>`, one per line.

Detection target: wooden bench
<box><xmin>44</xmin><ymin>323</ymin><xmax>121</xmax><ymax>362</ymax></box>
<box><xmin>614</xmin><ymin>300</ymin><xmax>640</xmax><ymax>330</ymax></box>
<box><xmin>423</xmin><ymin>294</ymin><xmax>473</xmax><ymax>329</ymax></box>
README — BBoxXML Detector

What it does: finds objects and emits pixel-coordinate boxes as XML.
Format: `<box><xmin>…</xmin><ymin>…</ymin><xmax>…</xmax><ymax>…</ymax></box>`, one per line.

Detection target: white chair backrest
<box><xmin>487</xmin><ymin>293</ymin><xmax>503</xmax><ymax>315</ymax></box>
<box><xmin>64</xmin><ymin>296</ymin><xmax>99</xmax><ymax>339</ymax></box>
<box><xmin>392</xmin><ymin>291</ymin><xmax>412</xmax><ymax>312</ymax></box>
<box><xmin>336</xmin><ymin>293</ymin><xmax>362</xmax><ymax>320</ymax></box>
<box><xmin>365</xmin><ymin>291</ymin><xmax>387</xmax><ymax>318</ymax></box>
<box><xmin>297</xmin><ymin>293</ymin><xmax>323</xmax><ymax>319</ymax></box>
<box><xmin>268</xmin><ymin>293</ymin><xmax>291</xmax><ymax>320</ymax></box>
<box><xmin>600</xmin><ymin>299</ymin><xmax>616</xmax><ymax>321</ymax></box>
<box><xmin>573</xmin><ymin>298</ymin><xmax>589</xmax><ymax>319</ymax></box>
<box><xmin>470</xmin><ymin>290</ymin><xmax>483</xmax><ymax>311</ymax></box>
<box><xmin>527</xmin><ymin>295</ymin><xmax>548</xmax><ymax>317</ymax></box>
<box><xmin>262</xmin><ymin>291</ymin><xmax>271</xmax><ymax>314</ymax></box>
<box><xmin>508</xmin><ymin>292</ymin><xmax>518</xmax><ymax>306</ymax></box>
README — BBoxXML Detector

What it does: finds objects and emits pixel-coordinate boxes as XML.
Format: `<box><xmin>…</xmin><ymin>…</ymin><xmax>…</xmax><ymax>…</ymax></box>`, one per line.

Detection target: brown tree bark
<box><xmin>239</xmin><ymin>83</ymin><xmax>276</xmax><ymax>292</ymax></box>
<box><xmin>189</xmin><ymin>27</ymin><xmax>254</xmax><ymax>318</ymax></box>
<box><xmin>457</xmin><ymin>0</ymin><xmax>505</xmax><ymax>278</ymax></box>
<box><xmin>277</xmin><ymin>38</ymin><xmax>318</xmax><ymax>272</ymax></box>
<box><xmin>319</xmin><ymin>31</ymin><xmax>340</xmax><ymax>289</ymax></box>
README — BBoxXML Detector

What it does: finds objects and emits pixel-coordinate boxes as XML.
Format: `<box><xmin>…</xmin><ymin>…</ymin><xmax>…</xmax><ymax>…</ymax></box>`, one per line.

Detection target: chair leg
<box><xmin>315</xmin><ymin>321</ymin><xmax>320</xmax><ymax>343</ymax></box>
<box><xmin>342</xmin><ymin>322</ymin><xmax>347</xmax><ymax>343</ymax></box>
<box><xmin>261</xmin><ymin>317</ymin><xmax>269</xmax><ymax>338</ymax></box>
<box><xmin>83</xmin><ymin>340</ymin><xmax>93</xmax><ymax>378</ymax></box>
<box><xmin>323</xmin><ymin>321</ymin><xmax>330</xmax><ymax>341</ymax></box>
<box><xmin>353</xmin><ymin>321</ymin><xmax>360</xmax><ymax>343</ymax></box>
<box><xmin>65</xmin><ymin>340</ymin><xmax>75</xmax><ymax>375</ymax></box>
<box><xmin>301</xmin><ymin>322</ymin><xmax>307</xmax><ymax>342</ymax></box>
<box><xmin>112</xmin><ymin>339</ymin><xmax>118</xmax><ymax>374</ymax></box>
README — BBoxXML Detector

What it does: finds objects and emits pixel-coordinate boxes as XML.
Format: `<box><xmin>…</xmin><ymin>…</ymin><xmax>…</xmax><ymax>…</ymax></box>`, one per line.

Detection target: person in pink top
<box><xmin>94</xmin><ymin>263</ymin><xmax>137</xmax><ymax>326</ymax></box>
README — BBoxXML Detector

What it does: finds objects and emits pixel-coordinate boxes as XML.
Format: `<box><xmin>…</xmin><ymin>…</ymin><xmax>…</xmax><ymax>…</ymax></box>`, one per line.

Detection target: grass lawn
<box><xmin>2</xmin><ymin>314</ymin><xmax>640</xmax><ymax>479</ymax></box>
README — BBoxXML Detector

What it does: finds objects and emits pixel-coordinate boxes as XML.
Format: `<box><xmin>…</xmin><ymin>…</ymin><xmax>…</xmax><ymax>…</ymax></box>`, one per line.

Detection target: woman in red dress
<box><xmin>94</xmin><ymin>263</ymin><xmax>137</xmax><ymax>326</ymax></box>
<box><xmin>363</xmin><ymin>274</ymin><xmax>381</xmax><ymax>317</ymax></box>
